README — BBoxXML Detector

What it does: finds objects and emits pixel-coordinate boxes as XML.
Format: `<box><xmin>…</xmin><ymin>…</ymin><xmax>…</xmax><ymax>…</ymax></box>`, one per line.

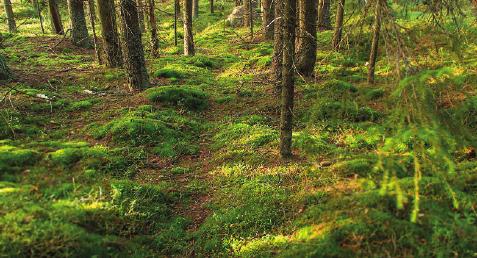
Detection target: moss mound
<box><xmin>146</xmin><ymin>86</ymin><xmax>209</xmax><ymax>111</ymax></box>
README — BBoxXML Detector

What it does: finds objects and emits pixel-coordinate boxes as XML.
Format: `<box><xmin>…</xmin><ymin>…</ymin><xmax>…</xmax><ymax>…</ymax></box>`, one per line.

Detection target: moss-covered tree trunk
<box><xmin>295</xmin><ymin>0</ymin><xmax>317</xmax><ymax>77</ymax></box>
<box><xmin>48</xmin><ymin>0</ymin><xmax>64</xmax><ymax>34</ymax></box>
<box><xmin>367</xmin><ymin>0</ymin><xmax>382</xmax><ymax>84</ymax></box>
<box><xmin>3</xmin><ymin>0</ymin><xmax>16</xmax><ymax>33</ymax></box>
<box><xmin>147</xmin><ymin>0</ymin><xmax>159</xmax><ymax>57</ymax></box>
<box><xmin>280</xmin><ymin>0</ymin><xmax>296</xmax><ymax>159</ymax></box>
<box><xmin>68</xmin><ymin>0</ymin><xmax>91</xmax><ymax>47</ymax></box>
<box><xmin>317</xmin><ymin>0</ymin><xmax>331</xmax><ymax>31</ymax></box>
<box><xmin>193</xmin><ymin>0</ymin><xmax>198</xmax><ymax>17</ymax></box>
<box><xmin>183</xmin><ymin>0</ymin><xmax>195</xmax><ymax>56</ymax></box>
<box><xmin>262</xmin><ymin>0</ymin><xmax>274</xmax><ymax>40</ymax></box>
<box><xmin>119</xmin><ymin>0</ymin><xmax>149</xmax><ymax>90</ymax></box>
<box><xmin>272</xmin><ymin>0</ymin><xmax>283</xmax><ymax>93</ymax></box>
<box><xmin>97</xmin><ymin>0</ymin><xmax>122</xmax><ymax>67</ymax></box>
<box><xmin>332</xmin><ymin>0</ymin><xmax>345</xmax><ymax>50</ymax></box>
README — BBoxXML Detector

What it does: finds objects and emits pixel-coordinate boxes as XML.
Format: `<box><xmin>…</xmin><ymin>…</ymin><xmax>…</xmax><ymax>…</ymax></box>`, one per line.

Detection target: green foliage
<box><xmin>49</xmin><ymin>145</ymin><xmax>108</xmax><ymax>168</ymax></box>
<box><xmin>146</xmin><ymin>86</ymin><xmax>209</xmax><ymax>111</ymax></box>
<box><xmin>309</xmin><ymin>100</ymin><xmax>381</xmax><ymax>123</ymax></box>
<box><xmin>0</xmin><ymin>145</ymin><xmax>39</xmax><ymax>173</ymax></box>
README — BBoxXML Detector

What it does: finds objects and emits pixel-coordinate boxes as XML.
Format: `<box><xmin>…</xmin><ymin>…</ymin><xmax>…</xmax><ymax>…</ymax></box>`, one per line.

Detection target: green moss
<box><xmin>66</xmin><ymin>100</ymin><xmax>94</xmax><ymax>111</ymax></box>
<box><xmin>309</xmin><ymin>101</ymin><xmax>381</xmax><ymax>123</ymax></box>
<box><xmin>49</xmin><ymin>145</ymin><xmax>108</xmax><ymax>168</ymax></box>
<box><xmin>146</xmin><ymin>86</ymin><xmax>209</xmax><ymax>111</ymax></box>
<box><xmin>0</xmin><ymin>145</ymin><xmax>39</xmax><ymax>173</ymax></box>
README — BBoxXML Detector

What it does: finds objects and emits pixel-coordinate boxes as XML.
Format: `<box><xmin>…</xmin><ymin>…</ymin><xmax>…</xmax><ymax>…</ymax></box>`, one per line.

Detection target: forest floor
<box><xmin>2</xmin><ymin>2</ymin><xmax>477</xmax><ymax>257</ymax></box>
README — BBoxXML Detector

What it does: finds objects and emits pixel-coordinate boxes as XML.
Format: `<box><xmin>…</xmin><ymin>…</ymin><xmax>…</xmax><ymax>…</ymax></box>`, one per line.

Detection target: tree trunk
<box><xmin>137</xmin><ymin>0</ymin><xmax>145</xmax><ymax>32</ymax></box>
<box><xmin>97</xmin><ymin>0</ymin><xmax>122</xmax><ymax>67</ymax></box>
<box><xmin>48</xmin><ymin>0</ymin><xmax>63</xmax><ymax>34</ymax></box>
<box><xmin>243</xmin><ymin>0</ymin><xmax>250</xmax><ymax>27</ymax></box>
<box><xmin>183</xmin><ymin>0</ymin><xmax>195</xmax><ymax>56</ymax></box>
<box><xmin>367</xmin><ymin>0</ymin><xmax>381</xmax><ymax>84</ymax></box>
<box><xmin>272</xmin><ymin>0</ymin><xmax>283</xmax><ymax>93</ymax></box>
<box><xmin>119</xmin><ymin>0</ymin><xmax>149</xmax><ymax>90</ymax></box>
<box><xmin>262</xmin><ymin>0</ymin><xmax>274</xmax><ymax>40</ymax></box>
<box><xmin>332</xmin><ymin>0</ymin><xmax>345</xmax><ymax>50</ymax></box>
<box><xmin>88</xmin><ymin>0</ymin><xmax>102</xmax><ymax>64</ymax></box>
<box><xmin>147</xmin><ymin>0</ymin><xmax>159</xmax><ymax>57</ymax></box>
<box><xmin>317</xmin><ymin>0</ymin><xmax>331</xmax><ymax>31</ymax></box>
<box><xmin>193</xmin><ymin>0</ymin><xmax>198</xmax><ymax>18</ymax></box>
<box><xmin>210</xmin><ymin>0</ymin><xmax>213</xmax><ymax>13</ymax></box>
<box><xmin>280</xmin><ymin>0</ymin><xmax>296</xmax><ymax>159</ymax></box>
<box><xmin>3</xmin><ymin>0</ymin><xmax>16</xmax><ymax>33</ymax></box>
<box><xmin>174</xmin><ymin>0</ymin><xmax>179</xmax><ymax>46</ymax></box>
<box><xmin>67</xmin><ymin>0</ymin><xmax>91</xmax><ymax>47</ymax></box>
<box><xmin>33</xmin><ymin>0</ymin><xmax>45</xmax><ymax>33</ymax></box>
<box><xmin>295</xmin><ymin>0</ymin><xmax>317</xmax><ymax>77</ymax></box>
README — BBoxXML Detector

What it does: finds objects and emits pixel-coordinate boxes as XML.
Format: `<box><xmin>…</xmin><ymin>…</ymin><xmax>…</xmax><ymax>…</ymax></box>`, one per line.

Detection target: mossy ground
<box><xmin>1</xmin><ymin>1</ymin><xmax>477</xmax><ymax>257</ymax></box>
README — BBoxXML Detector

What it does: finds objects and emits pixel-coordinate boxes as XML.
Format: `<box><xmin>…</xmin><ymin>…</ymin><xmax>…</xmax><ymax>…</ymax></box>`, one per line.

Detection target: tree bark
<box><xmin>147</xmin><ymin>0</ymin><xmax>159</xmax><ymax>57</ymax></box>
<box><xmin>48</xmin><ymin>0</ymin><xmax>63</xmax><ymax>34</ymax></box>
<box><xmin>261</xmin><ymin>0</ymin><xmax>274</xmax><ymax>40</ymax></box>
<box><xmin>295</xmin><ymin>0</ymin><xmax>317</xmax><ymax>77</ymax></box>
<box><xmin>210</xmin><ymin>0</ymin><xmax>213</xmax><ymax>13</ymax></box>
<box><xmin>33</xmin><ymin>0</ymin><xmax>45</xmax><ymax>33</ymax></box>
<box><xmin>317</xmin><ymin>0</ymin><xmax>331</xmax><ymax>31</ymax></box>
<box><xmin>243</xmin><ymin>0</ymin><xmax>250</xmax><ymax>27</ymax></box>
<box><xmin>367</xmin><ymin>0</ymin><xmax>382</xmax><ymax>84</ymax></box>
<box><xmin>193</xmin><ymin>0</ymin><xmax>198</xmax><ymax>18</ymax></box>
<box><xmin>183</xmin><ymin>0</ymin><xmax>195</xmax><ymax>56</ymax></box>
<box><xmin>67</xmin><ymin>0</ymin><xmax>91</xmax><ymax>47</ymax></box>
<box><xmin>119</xmin><ymin>0</ymin><xmax>149</xmax><ymax>90</ymax></box>
<box><xmin>272</xmin><ymin>0</ymin><xmax>283</xmax><ymax>93</ymax></box>
<box><xmin>174</xmin><ymin>0</ymin><xmax>179</xmax><ymax>46</ymax></box>
<box><xmin>280</xmin><ymin>0</ymin><xmax>296</xmax><ymax>159</ymax></box>
<box><xmin>332</xmin><ymin>0</ymin><xmax>345</xmax><ymax>50</ymax></box>
<box><xmin>88</xmin><ymin>0</ymin><xmax>101</xmax><ymax>64</ymax></box>
<box><xmin>97</xmin><ymin>0</ymin><xmax>122</xmax><ymax>67</ymax></box>
<box><xmin>3</xmin><ymin>0</ymin><xmax>16</xmax><ymax>33</ymax></box>
<box><xmin>137</xmin><ymin>0</ymin><xmax>145</xmax><ymax>32</ymax></box>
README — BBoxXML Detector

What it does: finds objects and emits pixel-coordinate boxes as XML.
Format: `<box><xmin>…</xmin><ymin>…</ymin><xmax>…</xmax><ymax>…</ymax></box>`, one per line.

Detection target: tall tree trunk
<box><xmin>295</xmin><ymin>0</ymin><xmax>317</xmax><ymax>77</ymax></box>
<box><xmin>3</xmin><ymin>0</ymin><xmax>16</xmax><ymax>33</ymax></box>
<box><xmin>280</xmin><ymin>0</ymin><xmax>296</xmax><ymax>159</ymax></box>
<box><xmin>88</xmin><ymin>0</ymin><xmax>101</xmax><ymax>64</ymax></box>
<box><xmin>272</xmin><ymin>0</ymin><xmax>283</xmax><ymax>93</ymax></box>
<box><xmin>183</xmin><ymin>0</ymin><xmax>195</xmax><ymax>56</ymax></box>
<box><xmin>243</xmin><ymin>0</ymin><xmax>250</xmax><ymax>27</ymax></box>
<box><xmin>248</xmin><ymin>0</ymin><xmax>253</xmax><ymax>38</ymax></box>
<box><xmin>332</xmin><ymin>0</ymin><xmax>345</xmax><ymax>50</ymax></box>
<box><xmin>210</xmin><ymin>0</ymin><xmax>213</xmax><ymax>13</ymax></box>
<box><xmin>33</xmin><ymin>0</ymin><xmax>45</xmax><ymax>33</ymax></box>
<box><xmin>119</xmin><ymin>0</ymin><xmax>149</xmax><ymax>90</ymax></box>
<box><xmin>262</xmin><ymin>0</ymin><xmax>273</xmax><ymax>40</ymax></box>
<box><xmin>97</xmin><ymin>0</ymin><xmax>122</xmax><ymax>67</ymax></box>
<box><xmin>317</xmin><ymin>0</ymin><xmax>331</xmax><ymax>31</ymax></box>
<box><xmin>193</xmin><ymin>0</ymin><xmax>198</xmax><ymax>18</ymax></box>
<box><xmin>147</xmin><ymin>0</ymin><xmax>159</xmax><ymax>57</ymax></box>
<box><xmin>367</xmin><ymin>0</ymin><xmax>382</xmax><ymax>84</ymax></box>
<box><xmin>174</xmin><ymin>0</ymin><xmax>179</xmax><ymax>46</ymax></box>
<box><xmin>48</xmin><ymin>0</ymin><xmax>63</xmax><ymax>34</ymax></box>
<box><xmin>137</xmin><ymin>0</ymin><xmax>145</xmax><ymax>32</ymax></box>
<box><xmin>67</xmin><ymin>0</ymin><xmax>91</xmax><ymax>47</ymax></box>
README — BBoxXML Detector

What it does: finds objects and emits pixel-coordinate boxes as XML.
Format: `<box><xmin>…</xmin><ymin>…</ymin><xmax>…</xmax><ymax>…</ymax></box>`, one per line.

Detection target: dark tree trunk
<box><xmin>97</xmin><ymin>0</ymin><xmax>122</xmax><ymax>67</ymax></box>
<box><xmin>68</xmin><ymin>0</ymin><xmax>91</xmax><ymax>47</ymax></box>
<box><xmin>296</xmin><ymin>0</ymin><xmax>317</xmax><ymax>77</ymax></box>
<box><xmin>193</xmin><ymin>0</ymin><xmax>198</xmax><ymax>18</ymax></box>
<box><xmin>272</xmin><ymin>0</ymin><xmax>283</xmax><ymax>93</ymax></box>
<box><xmin>3</xmin><ymin>0</ymin><xmax>16</xmax><ymax>33</ymax></box>
<box><xmin>280</xmin><ymin>0</ymin><xmax>296</xmax><ymax>159</ymax></box>
<box><xmin>183</xmin><ymin>0</ymin><xmax>195</xmax><ymax>56</ymax></box>
<box><xmin>137</xmin><ymin>0</ymin><xmax>145</xmax><ymax>32</ymax></box>
<box><xmin>88</xmin><ymin>0</ymin><xmax>101</xmax><ymax>64</ymax></box>
<box><xmin>147</xmin><ymin>0</ymin><xmax>159</xmax><ymax>57</ymax></box>
<box><xmin>210</xmin><ymin>0</ymin><xmax>213</xmax><ymax>13</ymax></box>
<box><xmin>119</xmin><ymin>0</ymin><xmax>149</xmax><ymax>90</ymax></box>
<box><xmin>317</xmin><ymin>0</ymin><xmax>331</xmax><ymax>31</ymax></box>
<box><xmin>48</xmin><ymin>0</ymin><xmax>64</xmax><ymax>34</ymax></box>
<box><xmin>332</xmin><ymin>0</ymin><xmax>345</xmax><ymax>50</ymax></box>
<box><xmin>262</xmin><ymin>0</ymin><xmax>274</xmax><ymax>40</ymax></box>
<box><xmin>367</xmin><ymin>0</ymin><xmax>382</xmax><ymax>84</ymax></box>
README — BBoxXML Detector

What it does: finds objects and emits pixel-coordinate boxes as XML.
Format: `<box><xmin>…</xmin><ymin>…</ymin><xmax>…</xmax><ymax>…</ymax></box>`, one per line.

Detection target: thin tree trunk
<box><xmin>147</xmin><ymin>0</ymin><xmax>159</xmax><ymax>57</ymax></box>
<box><xmin>280</xmin><ymin>0</ymin><xmax>296</xmax><ymax>159</ymax></box>
<box><xmin>97</xmin><ymin>0</ymin><xmax>122</xmax><ymax>67</ymax></box>
<box><xmin>272</xmin><ymin>0</ymin><xmax>283</xmax><ymax>93</ymax></box>
<box><xmin>174</xmin><ymin>0</ymin><xmax>179</xmax><ymax>46</ymax></box>
<box><xmin>332</xmin><ymin>0</ymin><xmax>345</xmax><ymax>50</ymax></box>
<box><xmin>210</xmin><ymin>0</ymin><xmax>213</xmax><ymax>13</ymax></box>
<box><xmin>88</xmin><ymin>0</ymin><xmax>101</xmax><ymax>64</ymax></box>
<box><xmin>262</xmin><ymin>0</ymin><xmax>273</xmax><ymax>40</ymax></box>
<box><xmin>296</xmin><ymin>0</ymin><xmax>317</xmax><ymax>76</ymax></box>
<box><xmin>137</xmin><ymin>0</ymin><xmax>145</xmax><ymax>32</ymax></box>
<box><xmin>367</xmin><ymin>0</ymin><xmax>381</xmax><ymax>84</ymax></box>
<box><xmin>34</xmin><ymin>0</ymin><xmax>45</xmax><ymax>33</ymax></box>
<box><xmin>243</xmin><ymin>0</ymin><xmax>249</xmax><ymax>27</ymax></box>
<box><xmin>317</xmin><ymin>0</ymin><xmax>331</xmax><ymax>31</ymax></box>
<box><xmin>68</xmin><ymin>0</ymin><xmax>91</xmax><ymax>47</ymax></box>
<box><xmin>3</xmin><ymin>0</ymin><xmax>16</xmax><ymax>33</ymax></box>
<box><xmin>119</xmin><ymin>0</ymin><xmax>149</xmax><ymax>90</ymax></box>
<box><xmin>248</xmin><ymin>0</ymin><xmax>253</xmax><ymax>38</ymax></box>
<box><xmin>183</xmin><ymin>0</ymin><xmax>195</xmax><ymax>56</ymax></box>
<box><xmin>48</xmin><ymin>0</ymin><xmax>63</xmax><ymax>34</ymax></box>
<box><xmin>193</xmin><ymin>0</ymin><xmax>198</xmax><ymax>18</ymax></box>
